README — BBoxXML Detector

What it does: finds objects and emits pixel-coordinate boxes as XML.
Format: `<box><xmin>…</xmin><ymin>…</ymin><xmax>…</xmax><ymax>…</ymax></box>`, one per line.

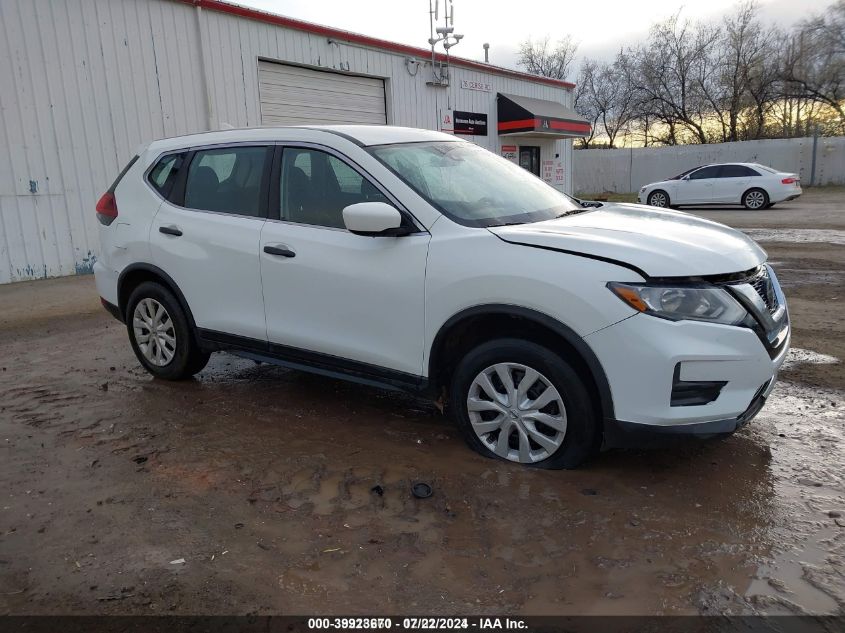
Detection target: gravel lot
<box><xmin>1</xmin><ymin>188</ymin><xmax>843</xmax><ymax>616</ymax></box>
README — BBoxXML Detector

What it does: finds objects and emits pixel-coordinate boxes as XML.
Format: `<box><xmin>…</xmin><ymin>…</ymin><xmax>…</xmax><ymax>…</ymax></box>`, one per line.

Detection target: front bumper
<box><xmin>586</xmin><ymin>309</ymin><xmax>789</xmax><ymax>442</ymax></box>
<box><xmin>603</xmin><ymin>378</ymin><xmax>771</xmax><ymax>447</ymax></box>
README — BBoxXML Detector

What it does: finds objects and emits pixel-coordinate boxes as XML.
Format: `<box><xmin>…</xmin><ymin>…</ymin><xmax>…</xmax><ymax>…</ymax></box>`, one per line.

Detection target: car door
<box><xmin>676</xmin><ymin>165</ymin><xmax>721</xmax><ymax>204</ymax></box>
<box><xmin>149</xmin><ymin>144</ymin><xmax>272</xmax><ymax>341</ymax></box>
<box><xmin>259</xmin><ymin>145</ymin><xmax>430</xmax><ymax>378</ymax></box>
<box><xmin>712</xmin><ymin>164</ymin><xmax>756</xmax><ymax>204</ymax></box>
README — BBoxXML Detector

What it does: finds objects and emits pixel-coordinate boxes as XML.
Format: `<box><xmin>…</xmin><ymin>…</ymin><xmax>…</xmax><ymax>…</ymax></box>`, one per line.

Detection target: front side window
<box><xmin>669</xmin><ymin>166</ymin><xmax>701</xmax><ymax>180</ymax></box>
<box><xmin>183</xmin><ymin>146</ymin><xmax>269</xmax><ymax>217</ymax></box>
<box><xmin>148</xmin><ymin>152</ymin><xmax>186</xmax><ymax>200</ymax></box>
<box><xmin>280</xmin><ymin>148</ymin><xmax>388</xmax><ymax>229</ymax></box>
<box><xmin>689</xmin><ymin>166</ymin><xmax>721</xmax><ymax>180</ymax></box>
<box><xmin>370</xmin><ymin>141</ymin><xmax>581</xmax><ymax>227</ymax></box>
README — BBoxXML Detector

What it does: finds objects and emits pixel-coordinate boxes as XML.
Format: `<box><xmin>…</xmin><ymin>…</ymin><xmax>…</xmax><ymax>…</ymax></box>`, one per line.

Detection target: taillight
<box><xmin>781</xmin><ymin>177</ymin><xmax>796</xmax><ymax>184</ymax></box>
<box><xmin>96</xmin><ymin>192</ymin><xmax>119</xmax><ymax>226</ymax></box>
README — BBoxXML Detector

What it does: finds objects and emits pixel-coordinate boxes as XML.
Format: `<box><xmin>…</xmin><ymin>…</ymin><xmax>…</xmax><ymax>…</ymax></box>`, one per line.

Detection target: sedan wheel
<box><xmin>467</xmin><ymin>362</ymin><xmax>567</xmax><ymax>464</ymax></box>
<box><xmin>133</xmin><ymin>298</ymin><xmax>177</xmax><ymax>367</ymax></box>
<box><xmin>647</xmin><ymin>190</ymin><xmax>669</xmax><ymax>207</ymax></box>
<box><xmin>743</xmin><ymin>189</ymin><xmax>768</xmax><ymax>210</ymax></box>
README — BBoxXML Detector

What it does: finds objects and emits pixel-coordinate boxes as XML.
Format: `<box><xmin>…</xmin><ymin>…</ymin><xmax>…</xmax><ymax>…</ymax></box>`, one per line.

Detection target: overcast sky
<box><xmin>234</xmin><ymin>0</ymin><xmax>829</xmax><ymax>76</ymax></box>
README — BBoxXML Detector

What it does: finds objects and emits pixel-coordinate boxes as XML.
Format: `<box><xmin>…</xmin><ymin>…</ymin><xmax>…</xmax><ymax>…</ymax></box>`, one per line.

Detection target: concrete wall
<box><xmin>0</xmin><ymin>0</ymin><xmax>575</xmax><ymax>284</ymax></box>
<box><xmin>573</xmin><ymin>136</ymin><xmax>845</xmax><ymax>194</ymax></box>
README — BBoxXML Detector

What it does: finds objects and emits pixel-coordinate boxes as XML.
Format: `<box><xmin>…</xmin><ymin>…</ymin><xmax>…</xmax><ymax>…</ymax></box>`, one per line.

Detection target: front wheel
<box><xmin>742</xmin><ymin>188</ymin><xmax>769</xmax><ymax>210</ymax></box>
<box><xmin>449</xmin><ymin>338</ymin><xmax>599</xmax><ymax>469</ymax></box>
<box><xmin>126</xmin><ymin>282</ymin><xmax>210</xmax><ymax>380</ymax></box>
<box><xmin>647</xmin><ymin>190</ymin><xmax>670</xmax><ymax>208</ymax></box>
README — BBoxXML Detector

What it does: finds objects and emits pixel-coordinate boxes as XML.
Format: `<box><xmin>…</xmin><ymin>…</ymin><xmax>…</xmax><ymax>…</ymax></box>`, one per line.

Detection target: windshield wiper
<box><xmin>555</xmin><ymin>209</ymin><xmax>587</xmax><ymax>218</ymax></box>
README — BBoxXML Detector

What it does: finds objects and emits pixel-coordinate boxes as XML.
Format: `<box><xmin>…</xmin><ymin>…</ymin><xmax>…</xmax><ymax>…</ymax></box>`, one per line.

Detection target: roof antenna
<box><xmin>428</xmin><ymin>0</ymin><xmax>463</xmax><ymax>87</ymax></box>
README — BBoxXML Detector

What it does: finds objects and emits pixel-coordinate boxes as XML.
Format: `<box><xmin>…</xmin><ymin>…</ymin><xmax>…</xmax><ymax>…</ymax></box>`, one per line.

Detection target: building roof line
<box><xmin>176</xmin><ymin>0</ymin><xmax>576</xmax><ymax>90</ymax></box>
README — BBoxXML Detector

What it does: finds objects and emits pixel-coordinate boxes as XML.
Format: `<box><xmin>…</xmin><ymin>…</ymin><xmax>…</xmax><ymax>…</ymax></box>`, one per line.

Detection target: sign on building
<box><xmin>501</xmin><ymin>144</ymin><xmax>517</xmax><ymax>163</ymax></box>
<box><xmin>453</xmin><ymin>111</ymin><xmax>487</xmax><ymax>136</ymax></box>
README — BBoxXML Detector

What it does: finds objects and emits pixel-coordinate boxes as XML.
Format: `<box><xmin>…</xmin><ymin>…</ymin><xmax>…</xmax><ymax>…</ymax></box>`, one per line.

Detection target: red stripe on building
<box><xmin>497</xmin><ymin>119</ymin><xmax>537</xmax><ymax>131</ymax></box>
<box><xmin>549</xmin><ymin>120</ymin><xmax>592</xmax><ymax>133</ymax></box>
<box><xmin>497</xmin><ymin>118</ymin><xmax>591</xmax><ymax>133</ymax></box>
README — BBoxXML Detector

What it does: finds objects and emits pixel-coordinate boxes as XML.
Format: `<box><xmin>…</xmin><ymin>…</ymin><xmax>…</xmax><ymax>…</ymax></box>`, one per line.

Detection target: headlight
<box><xmin>608</xmin><ymin>282</ymin><xmax>748</xmax><ymax>325</ymax></box>
<box><xmin>639</xmin><ymin>186</ymin><xmax>647</xmax><ymax>192</ymax></box>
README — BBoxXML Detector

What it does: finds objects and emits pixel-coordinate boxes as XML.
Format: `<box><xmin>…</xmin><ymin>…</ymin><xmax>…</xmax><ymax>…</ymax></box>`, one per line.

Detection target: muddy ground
<box><xmin>0</xmin><ymin>188</ymin><xmax>843</xmax><ymax>616</ymax></box>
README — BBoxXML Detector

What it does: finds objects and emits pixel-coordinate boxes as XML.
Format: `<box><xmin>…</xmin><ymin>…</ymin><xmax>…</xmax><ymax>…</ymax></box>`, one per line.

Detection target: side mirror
<box><xmin>342</xmin><ymin>202</ymin><xmax>409</xmax><ymax>236</ymax></box>
<box><xmin>681</xmin><ymin>175</ymin><xmax>690</xmax><ymax>181</ymax></box>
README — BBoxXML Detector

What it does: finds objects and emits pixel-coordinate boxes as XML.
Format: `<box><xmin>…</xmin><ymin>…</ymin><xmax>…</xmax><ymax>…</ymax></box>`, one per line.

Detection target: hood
<box><xmin>489</xmin><ymin>203</ymin><xmax>767</xmax><ymax>278</ymax></box>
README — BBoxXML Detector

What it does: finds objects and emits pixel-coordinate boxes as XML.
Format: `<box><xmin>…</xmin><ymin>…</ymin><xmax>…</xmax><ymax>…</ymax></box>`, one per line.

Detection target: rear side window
<box><xmin>184</xmin><ymin>146</ymin><xmax>270</xmax><ymax>217</ymax></box>
<box><xmin>719</xmin><ymin>165</ymin><xmax>759</xmax><ymax>178</ymax></box>
<box><xmin>148</xmin><ymin>152</ymin><xmax>187</xmax><ymax>200</ymax></box>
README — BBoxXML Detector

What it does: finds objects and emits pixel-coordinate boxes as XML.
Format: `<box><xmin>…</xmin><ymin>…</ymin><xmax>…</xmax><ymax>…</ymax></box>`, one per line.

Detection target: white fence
<box><xmin>573</xmin><ymin>136</ymin><xmax>845</xmax><ymax>194</ymax></box>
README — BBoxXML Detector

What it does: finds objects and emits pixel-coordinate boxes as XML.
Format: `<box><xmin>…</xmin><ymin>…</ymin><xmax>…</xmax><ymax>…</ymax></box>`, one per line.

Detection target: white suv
<box><xmin>94</xmin><ymin>126</ymin><xmax>790</xmax><ymax>468</ymax></box>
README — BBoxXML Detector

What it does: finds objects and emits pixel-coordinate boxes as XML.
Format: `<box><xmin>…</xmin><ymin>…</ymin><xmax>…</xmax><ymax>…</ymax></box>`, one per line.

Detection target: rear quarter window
<box><xmin>147</xmin><ymin>152</ymin><xmax>187</xmax><ymax>200</ymax></box>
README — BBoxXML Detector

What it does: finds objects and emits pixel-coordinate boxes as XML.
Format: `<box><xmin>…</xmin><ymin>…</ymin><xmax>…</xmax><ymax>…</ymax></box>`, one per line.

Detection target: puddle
<box><xmin>742</xmin><ymin>381</ymin><xmax>845</xmax><ymax>615</ymax></box>
<box><xmin>747</xmin><ymin>527</ymin><xmax>844</xmax><ymax>614</ymax></box>
<box><xmin>742</xmin><ymin>228</ymin><xmax>845</xmax><ymax>246</ymax></box>
<box><xmin>780</xmin><ymin>348</ymin><xmax>841</xmax><ymax>371</ymax></box>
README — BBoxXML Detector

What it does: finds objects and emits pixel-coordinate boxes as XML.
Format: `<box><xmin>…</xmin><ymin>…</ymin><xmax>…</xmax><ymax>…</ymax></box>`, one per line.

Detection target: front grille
<box><xmin>749</xmin><ymin>267</ymin><xmax>778</xmax><ymax>314</ymax></box>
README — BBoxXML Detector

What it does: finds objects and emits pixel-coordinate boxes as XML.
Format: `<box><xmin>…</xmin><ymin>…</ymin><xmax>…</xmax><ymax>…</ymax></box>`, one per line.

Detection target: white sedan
<box><xmin>638</xmin><ymin>163</ymin><xmax>802</xmax><ymax>210</ymax></box>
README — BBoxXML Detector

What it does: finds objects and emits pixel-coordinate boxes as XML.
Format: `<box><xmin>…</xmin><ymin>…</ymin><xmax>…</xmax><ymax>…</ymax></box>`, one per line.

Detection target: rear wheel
<box><xmin>449</xmin><ymin>338</ymin><xmax>598</xmax><ymax>469</ymax></box>
<box><xmin>126</xmin><ymin>282</ymin><xmax>210</xmax><ymax>380</ymax></box>
<box><xmin>742</xmin><ymin>188</ymin><xmax>769</xmax><ymax>210</ymax></box>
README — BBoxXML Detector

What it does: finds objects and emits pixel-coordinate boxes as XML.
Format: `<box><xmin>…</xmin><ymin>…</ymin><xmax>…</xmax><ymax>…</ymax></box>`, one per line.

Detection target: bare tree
<box><xmin>743</xmin><ymin>28</ymin><xmax>783</xmax><ymax>139</ymax></box>
<box><xmin>581</xmin><ymin>53</ymin><xmax>639</xmax><ymax>147</ymax></box>
<box><xmin>517</xmin><ymin>35</ymin><xmax>579</xmax><ymax>81</ymax></box>
<box><xmin>573</xmin><ymin>59</ymin><xmax>599</xmax><ymax>147</ymax></box>
<box><xmin>551</xmin><ymin>0</ymin><xmax>843</xmax><ymax>148</ymax></box>
<box><xmin>782</xmin><ymin>0</ymin><xmax>845</xmax><ymax>132</ymax></box>
<box><xmin>632</xmin><ymin>12</ymin><xmax>717</xmax><ymax>144</ymax></box>
<box><xmin>693</xmin><ymin>2</ymin><xmax>776</xmax><ymax>141</ymax></box>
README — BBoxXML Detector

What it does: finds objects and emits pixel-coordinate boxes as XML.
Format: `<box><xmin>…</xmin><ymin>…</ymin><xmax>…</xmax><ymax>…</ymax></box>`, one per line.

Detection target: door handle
<box><xmin>159</xmin><ymin>225</ymin><xmax>182</xmax><ymax>237</ymax></box>
<box><xmin>264</xmin><ymin>245</ymin><xmax>296</xmax><ymax>258</ymax></box>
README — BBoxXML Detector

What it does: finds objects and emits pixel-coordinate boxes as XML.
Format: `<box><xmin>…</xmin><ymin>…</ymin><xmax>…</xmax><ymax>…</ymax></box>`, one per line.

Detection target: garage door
<box><xmin>258</xmin><ymin>60</ymin><xmax>387</xmax><ymax>126</ymax></box>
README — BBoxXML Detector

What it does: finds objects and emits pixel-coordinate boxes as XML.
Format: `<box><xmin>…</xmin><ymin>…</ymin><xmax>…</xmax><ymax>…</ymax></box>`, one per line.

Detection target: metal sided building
<box><xmin>0</xmin><ymin>0</ymin><xmax>590</xmax><ymax>284</ymax></box>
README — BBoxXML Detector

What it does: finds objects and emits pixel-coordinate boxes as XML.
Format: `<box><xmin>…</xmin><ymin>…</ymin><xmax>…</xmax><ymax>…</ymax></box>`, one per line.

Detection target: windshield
<box><xmin>369</xmin><ymin>141</ymin><xmax>582</xmax><ymax>227</ymax></box>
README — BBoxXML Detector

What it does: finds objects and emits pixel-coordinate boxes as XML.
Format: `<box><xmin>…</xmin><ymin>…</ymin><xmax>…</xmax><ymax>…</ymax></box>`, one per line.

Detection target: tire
<box><xmin>742</xmin><ymin>188</ymin><xmax>769</xmax><ymax>210</ymax></box>
<box><xmin>647</xmin><ymin>190</ymin><xmax>670</xmax><ymax>208</ymax></box>
<box><xmin>126</xmin><ymin>282</ymin><xmax>210</xmax><ymax>380</ymax></box>
<box><xmin>449</xmin><ymin>338</ymin><xmax>598</xmax><ymax>469</ymax></box>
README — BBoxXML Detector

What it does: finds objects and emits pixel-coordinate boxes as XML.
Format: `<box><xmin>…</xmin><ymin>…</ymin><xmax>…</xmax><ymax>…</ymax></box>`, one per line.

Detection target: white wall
<box><xmin>0</xmin><ymin>0</ymin><xmax>575</xmax><ymax>284</ymax></box>
<box><xmin>573</xmin><ymin>136</ymin><xmax>845</xmax><ymax>194</ymax></box>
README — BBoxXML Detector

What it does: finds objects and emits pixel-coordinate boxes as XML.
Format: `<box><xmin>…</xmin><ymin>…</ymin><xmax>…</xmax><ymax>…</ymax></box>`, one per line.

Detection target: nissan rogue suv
<box><xmin>94</xmin><ymin>126</ymin><xmax>790</xmax><ymax>468</ymax></box>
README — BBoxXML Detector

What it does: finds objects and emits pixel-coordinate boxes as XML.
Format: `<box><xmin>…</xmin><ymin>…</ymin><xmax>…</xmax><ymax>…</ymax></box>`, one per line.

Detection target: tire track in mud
<box><xmin>1</xmin><ymin>385</ymin><xmax>90</xmax><ymax>430</ymax></box>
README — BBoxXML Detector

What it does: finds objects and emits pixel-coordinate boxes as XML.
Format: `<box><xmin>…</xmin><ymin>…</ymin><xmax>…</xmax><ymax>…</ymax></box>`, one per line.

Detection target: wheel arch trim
<box><xmin>117</xmin><ymin>263</ymin><xmax>198</xmax><ymax>331</ymax></box>
<box><xmin>428</xmin><ymin>304</ymin><xmax>615</xmax><ymax>422</ymax></box>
